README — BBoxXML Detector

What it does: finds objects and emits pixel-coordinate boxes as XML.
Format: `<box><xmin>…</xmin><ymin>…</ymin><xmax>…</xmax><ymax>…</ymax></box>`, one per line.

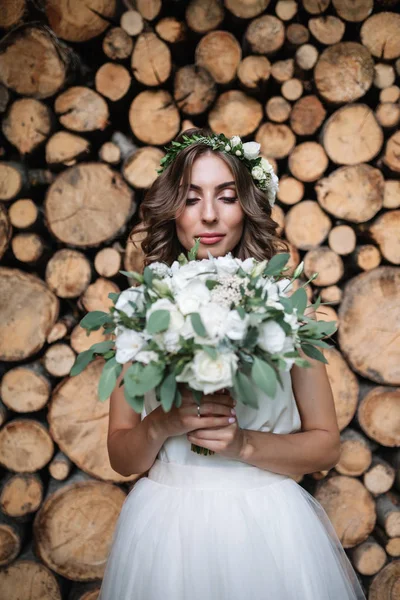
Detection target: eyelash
<box><xmin>186</xmin><ymin>197</ymin><xmax>238</xmax><ymax>205</ymax></box>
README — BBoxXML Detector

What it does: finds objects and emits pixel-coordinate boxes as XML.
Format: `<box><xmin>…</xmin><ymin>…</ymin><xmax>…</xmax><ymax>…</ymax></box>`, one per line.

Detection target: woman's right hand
<box><xmin>153</xmin><ymin>385</ymin><xmax>236</xmax><ymax>439</ymax></box>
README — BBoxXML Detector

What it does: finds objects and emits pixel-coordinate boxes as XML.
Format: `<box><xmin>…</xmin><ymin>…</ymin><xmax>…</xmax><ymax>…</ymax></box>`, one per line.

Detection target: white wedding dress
<box><xmin>98</xmin><ymin>368</ymin><xmax>367</xmax><ymax>600</ymax></box>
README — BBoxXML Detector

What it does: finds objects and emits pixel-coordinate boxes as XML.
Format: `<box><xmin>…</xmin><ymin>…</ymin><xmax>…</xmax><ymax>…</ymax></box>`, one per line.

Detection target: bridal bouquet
<box><xmin>70</xmin><ymin>239</ymin><xmax>337</xmax><ymax>455</ymax></box>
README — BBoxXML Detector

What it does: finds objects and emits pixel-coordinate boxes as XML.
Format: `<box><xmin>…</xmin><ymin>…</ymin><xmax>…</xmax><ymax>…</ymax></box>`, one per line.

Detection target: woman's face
<box><xmin>175</xmin><ymin>152</ymin><xmax>245</xmax><ymax>259</ymax></box>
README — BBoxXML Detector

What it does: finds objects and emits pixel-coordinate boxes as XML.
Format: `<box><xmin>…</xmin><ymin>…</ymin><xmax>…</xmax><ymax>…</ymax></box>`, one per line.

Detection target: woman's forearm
<box><xmin>108</xmin><ymin>408</ymin><xmax>168</xmax><ymax>476</ymax></box>
<box><xmin>238</xmin><ymin>428</ymin><xmax>340</xmax><ymax>476</ymax></box>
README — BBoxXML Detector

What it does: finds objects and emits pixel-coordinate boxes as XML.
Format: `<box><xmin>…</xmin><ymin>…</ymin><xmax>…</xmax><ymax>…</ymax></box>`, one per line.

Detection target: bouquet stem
<box><xmin>191</xmin><ymin>443</ymin><xmax>215</xmax><ymax>456</ymax></box>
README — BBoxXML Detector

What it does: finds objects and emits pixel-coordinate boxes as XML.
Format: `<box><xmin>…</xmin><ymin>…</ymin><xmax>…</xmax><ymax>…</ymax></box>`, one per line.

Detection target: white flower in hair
<box><xmin>230</xmin><ymin>135</ymin><xmax>241</xmax><ymax>147</ymax></box>
<box><xmin>242</xmin><ymin>141</ymin><xmax>261</xmax><ymax>160</ymax></box>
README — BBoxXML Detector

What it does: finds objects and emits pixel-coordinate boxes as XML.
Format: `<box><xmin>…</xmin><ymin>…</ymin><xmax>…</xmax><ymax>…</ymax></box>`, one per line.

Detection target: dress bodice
<box><xmin>141</xmin><ymin>368</ymin><xmax>302</xmax><ymax>467</ymax></box>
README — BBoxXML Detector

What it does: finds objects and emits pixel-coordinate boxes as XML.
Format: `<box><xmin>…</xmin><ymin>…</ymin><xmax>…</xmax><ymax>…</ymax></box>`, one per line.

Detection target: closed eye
<box><xmin>186</xmin><ymin>197</ymin><xmax>238</xmax><ymax>205</ymax></box>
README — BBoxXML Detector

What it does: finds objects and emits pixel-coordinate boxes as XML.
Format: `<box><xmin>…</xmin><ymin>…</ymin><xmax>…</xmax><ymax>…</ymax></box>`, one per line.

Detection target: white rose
<box><xmin>225</xmin><ymin>310</ymin><xmax>249</xmax><ymax>341</ymax></box>
<box><xmin>115</xmin><ymin>328</ymin><xmax>146</xmax><ymax>364</ymax></box>
<box><xmin>115</xmin><ymin>286</ymin><xmax>145</xmax><ymax>317</ymax></box>
<box><xmin>257</xmin><ymin>320</ymin><xmax>286</xmax><ymax>354</ymax></box>
<box><xmin>251</xmin><ymin>165</ymin><xmax>267</xmax><ymax>181</ymax></box>
<box><xmin>175</xmin><ymin>279</ymin><xmax>211</xmax><ymax>315</ymax></box>
<box><xmin>199</xmin><ymin>302</ymin><xmax>230</xmax><ymax>341</ymax></box>
<box><xmin>214</xmin><ymin>254</ymin><xmax>239</xmax><ymax>277</ymax></box>
<box><xmin>230</xmin><ymin>135</ymin><xmax>242</xmax><ymax>147</ymax></box>
<box><xmin>176</xmin><ymin>350</ymin><xmax>239</xmax><ymax>395</ymax></box>
<box><xmin>135</xmin><ymin>350</ymin><xmax>159</xmax><ymax>364</ymax></box>
<box><xmin>242</xmin><ymin>141</ymin><xmax>260</xmax><ymax>160</ymax></box>
<box><xmin>260</xmin><ymin>157</ymin><xmax>274</xmax><ymax>174</ymax></box>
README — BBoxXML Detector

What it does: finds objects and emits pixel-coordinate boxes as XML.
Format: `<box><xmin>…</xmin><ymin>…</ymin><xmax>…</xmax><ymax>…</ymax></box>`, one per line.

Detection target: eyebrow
<box><xmin>185</xmin><ymin>181</ymin><xmax>236</xmax><ymax>191</ymax></box>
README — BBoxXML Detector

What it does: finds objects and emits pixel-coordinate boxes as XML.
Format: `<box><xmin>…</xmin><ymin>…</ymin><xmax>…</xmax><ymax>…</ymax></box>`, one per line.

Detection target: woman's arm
<box><xmin>237</xmin><ymin>306</ymin><xmax>341</xmax><ymax>476</ymax></box>
<box><xmin>107</xmin><ymin>362</ymin><xmax>169</xmax><ymax>476</ymax></box>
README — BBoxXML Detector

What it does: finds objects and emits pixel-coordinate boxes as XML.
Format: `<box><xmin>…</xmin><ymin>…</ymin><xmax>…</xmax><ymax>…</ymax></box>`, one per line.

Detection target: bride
<box><xmin>98</xmin><ymin>127</ymin><xmax>366</xmax><ymax>600</ymax></box>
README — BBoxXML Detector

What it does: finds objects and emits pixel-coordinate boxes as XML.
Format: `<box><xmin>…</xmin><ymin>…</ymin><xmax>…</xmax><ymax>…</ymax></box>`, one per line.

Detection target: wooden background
<box><xmin>0</xmin><ymin>0</ymin><xmax>399</xmax><ymax>597</ymax></box>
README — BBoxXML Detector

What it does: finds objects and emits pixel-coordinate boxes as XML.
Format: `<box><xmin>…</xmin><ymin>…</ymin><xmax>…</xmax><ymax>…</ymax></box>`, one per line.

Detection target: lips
<box><xmin>197</xmin><ymin>233</ymin><xmax>225</xmax><ymax>238</ymax></box>
<box><xmin>198</xmin><ymin>234</ymin><xmax>225</xmax><ymax>245</ymax></box>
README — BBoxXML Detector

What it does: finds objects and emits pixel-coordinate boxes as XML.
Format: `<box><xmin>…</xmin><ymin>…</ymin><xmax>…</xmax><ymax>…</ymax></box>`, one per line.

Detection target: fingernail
<box><xmin>231</xmin><ymin>408</ymin><xmax>236</xmax><ymax>415</ymax></box>
<box><xmin>228</xmin><ymin>417</ymin><xmax>235</xmax><ymax>423</ymax></box>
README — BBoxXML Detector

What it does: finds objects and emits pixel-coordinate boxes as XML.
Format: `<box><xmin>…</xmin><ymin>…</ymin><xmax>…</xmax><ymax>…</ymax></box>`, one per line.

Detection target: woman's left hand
<box><xmin>186</xmin><ymin>403</ymin><xmax>245</xmax><ymax>459</ymax></box>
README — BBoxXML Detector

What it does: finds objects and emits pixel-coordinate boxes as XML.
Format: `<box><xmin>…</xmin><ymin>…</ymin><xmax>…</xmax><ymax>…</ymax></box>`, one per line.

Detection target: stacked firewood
<box><xmin>0</xmin><ymin>0</ymin><xmax>399</xmax><ymax>597</ymax></box>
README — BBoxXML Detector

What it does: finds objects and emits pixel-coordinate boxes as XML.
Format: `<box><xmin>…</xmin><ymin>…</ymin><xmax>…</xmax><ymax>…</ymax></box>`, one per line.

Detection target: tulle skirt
<box><xmin>98</xmin><ymin>458</ymin><xmax>366</xmax><ymax>600</ymax></box>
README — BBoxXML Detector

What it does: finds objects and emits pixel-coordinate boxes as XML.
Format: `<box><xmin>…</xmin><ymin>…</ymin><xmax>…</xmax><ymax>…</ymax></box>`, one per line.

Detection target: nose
<box><xmin>201</xmin><ymin>198</ymin><xmax>218</xmax><ymax>223</ymax></box>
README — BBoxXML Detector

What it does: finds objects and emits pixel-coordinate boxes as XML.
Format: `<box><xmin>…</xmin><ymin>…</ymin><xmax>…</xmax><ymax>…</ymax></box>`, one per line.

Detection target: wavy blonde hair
<box><xmin>131</xmin><ymin>126</ymin><xmax>289</xmax><ymax>267</ymax></box>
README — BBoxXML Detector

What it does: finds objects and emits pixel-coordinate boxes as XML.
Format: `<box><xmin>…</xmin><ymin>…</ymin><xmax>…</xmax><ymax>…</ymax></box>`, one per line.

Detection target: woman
<box><xmin>98</xmin><ymin>127</ymin><xmax>366</xmax><ymax>599</ymax></box>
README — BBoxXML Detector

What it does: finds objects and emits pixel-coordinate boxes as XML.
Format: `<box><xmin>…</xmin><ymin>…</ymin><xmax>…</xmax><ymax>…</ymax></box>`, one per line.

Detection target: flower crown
<box><xmin>156</xmin><ymin>132</ymin><xmax>279</xmax><ymax>207</ymax></box>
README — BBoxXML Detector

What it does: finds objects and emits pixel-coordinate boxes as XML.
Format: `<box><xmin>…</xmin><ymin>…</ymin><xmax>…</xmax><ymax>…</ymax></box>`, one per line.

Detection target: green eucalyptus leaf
<box><xmin>251</xmin><ymin>355</ymin><xmax>277</xmax><ymax>399</ymax></box>
<box><xmin>202</xmin><ymin>345</ymin><xmax>218</xmax><ymax>360</ymax></box>
<box><xmin>300</xmin><ymin>343</ymin><xmax>328</xmax><ymax>364</ymax></box>
<box><xmin>98</xmin><ymin>358</ymin><xmax>122</xmax><ymax>401</ymax></box>
<box><xmin>234</xmin><ymin>371</ymin><xmax>259</xmax><ymax>409</ymax></box>
<box><xmin>263</xmin><ymin>253</ymin><xmax>290</xmax><ymax>276</ymax></box>
<box><xmin>108</xmin><ymin>292</ymin><xmax>120</xmax><ymax>304</ymax></box>
<box><xmin>160</xmin><ymin>371</ymin><xmax>177</xmax><ymax>412</ymax></box>
<box><xmin>69</xmin><ymin>350</ymin><xmax>95</xmax><ymax>376</ymax></box>
<box><xmin>125</xmin><ymin>362</ymin><xmax>165</xmax><ymax>396</ymax></box>
<box><xmin>147</xmin><ymin>309</ymin><xmax>170</xmax><ymax>334</ymax></box>
<box><xmin>143</xmin><ymin>267</ymin><xmax>153</xmax><ymax>287</ymax></box>
<box><xmin>90</xmin><ymin>341</ymin><xmax>115</xmax><ymax>354</ymax></box>
<box><xmin>190</xmin><ymin>313</ymin><xmax>207</xmax><ymax>337</ymax></box>
<box><xmin>123</xmin><ymin>387</ymin><xmax>144</xmax><ymax>413</ymax></box>
<box><xmin>80</xmin><ymin>311</ymin><xmax>110</xmax><ymax>331</ymax></box>
<box><xmin>289</xmin><ymin>287</ymin><xmax>308</xmax><ymax>315</ymax></box>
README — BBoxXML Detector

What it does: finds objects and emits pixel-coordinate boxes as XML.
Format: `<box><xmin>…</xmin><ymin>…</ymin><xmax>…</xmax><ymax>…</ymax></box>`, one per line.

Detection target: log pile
<box><xmin>0</xmin><ymin>0</ymin><xmax>399</xmax><ymax>597</ymax></box>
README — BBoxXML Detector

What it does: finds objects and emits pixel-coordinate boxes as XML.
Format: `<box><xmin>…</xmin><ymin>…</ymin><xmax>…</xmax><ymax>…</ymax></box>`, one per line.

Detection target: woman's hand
<box><xmin>186</xmin><ymin>400</ymin><xmax>245</xmax><ymax>460</ymax></box>
<box><xmin>153</xmin><ymin>385</ymin><xmax>237</xmax><ymax>440</ymax></box>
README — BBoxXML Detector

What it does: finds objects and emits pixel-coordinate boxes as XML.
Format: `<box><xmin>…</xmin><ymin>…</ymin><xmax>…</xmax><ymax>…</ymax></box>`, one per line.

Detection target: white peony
<box><xmin>115</xmin><ymin>286</ymin><xmax>145</xmax><ymax>317</ymax></box>
<box><xmin>225</xmin><ymin>310</ymin><xmax>249</xmax><ymax>341</ymax></box>
<box><xmin>115</xmin><ymin>328</ymin><xmax>146</xmax><ymax>364</ymax></box>
<box><xmin>175</xmin><ymin>279</ymin><xmax>211</xmax><ymax>315</ymax></box>
<box><xmin>176</xmin><ymin>350</ymin><xmax>239</xmax><ymax>395</ymax></box>
<box><xmin>199</xmin><ymin>302</ymin><xmax>230</xmax><ymax>342</ymax></box>
<box><xmin>242</xmin><ymin>141</ymin><xmax>261</xmax><ymax>160</ymax></box>
<box><xmin>257</xmin><ymin>320</ymin><xmax>286</xmax><ymax>354</ymax></box>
